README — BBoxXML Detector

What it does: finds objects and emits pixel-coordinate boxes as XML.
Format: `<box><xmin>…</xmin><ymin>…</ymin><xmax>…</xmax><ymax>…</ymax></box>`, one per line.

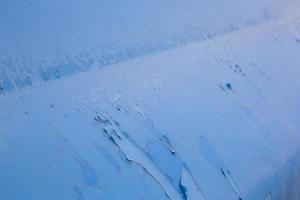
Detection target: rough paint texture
<box><xmin>1</xmin><ymin>1</ymin><xmax>300</xmax><ymax>200</ymax></box>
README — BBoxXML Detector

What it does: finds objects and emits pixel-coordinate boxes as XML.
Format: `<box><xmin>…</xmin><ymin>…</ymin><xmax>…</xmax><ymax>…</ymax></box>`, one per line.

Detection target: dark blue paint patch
<box><xmin>179</xmin><ymin>182</ymin><xmax>188</xmax><ymax>200</ymax></box>
<box><xmin>225</xmin><ymin>83</ymin><xmax>232</xmax><ymax>90</ymax></box>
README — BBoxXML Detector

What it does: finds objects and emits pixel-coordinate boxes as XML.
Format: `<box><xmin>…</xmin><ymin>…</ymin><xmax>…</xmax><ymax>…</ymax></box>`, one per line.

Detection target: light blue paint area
<box><xmin>92</xmin><ymin>141</ymin><xmax>121</xmax><ymax>173</ymax></box>
<box><xmin>56</xmin><ymin>135</ymin><xmax>99</xmax><ymax>188</ymax></box>
<box><xmin>0</xmin><ymin>0</ymin><xmax>296</xmax><ymax>91</ymax></box>
<box><xmin>73</xmin><ymin>185</ymin><xmax>85</xmax><ymax>200</ymax></box>
<box><xmin>179</xmin><ymin>166</ymin><xmax>205</xmax><ymax>200</ymax></box>
<box><xmin>1</xmin><ymin>2</ymin><xmax>300</xmax><ymax>199</ymax></box>
<box><xmin>243</xmin><ymin>148</ymin><xmax>300</xmax><ymax>200</ymax></box>
<box><xmin>198</xmin><ymin>135</ymin><xmax>242</xmax><ymax>199</ymax></box>
<box><xmin>146</xmin><ymin>139</ymin><xmax>182</xmax><ymax>190</ymax></box>
<box><xmin>198</xmin><ymin>135</ymin><xmax>227</xmax><ymax>170</ymax></box>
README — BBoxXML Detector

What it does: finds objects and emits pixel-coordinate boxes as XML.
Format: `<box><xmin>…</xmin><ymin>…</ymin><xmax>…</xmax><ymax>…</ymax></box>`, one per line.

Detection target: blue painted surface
<box><xmin>1</xmin><ymin>1</ymin><xmax>300</xmax><ymax>199</ymax></box>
